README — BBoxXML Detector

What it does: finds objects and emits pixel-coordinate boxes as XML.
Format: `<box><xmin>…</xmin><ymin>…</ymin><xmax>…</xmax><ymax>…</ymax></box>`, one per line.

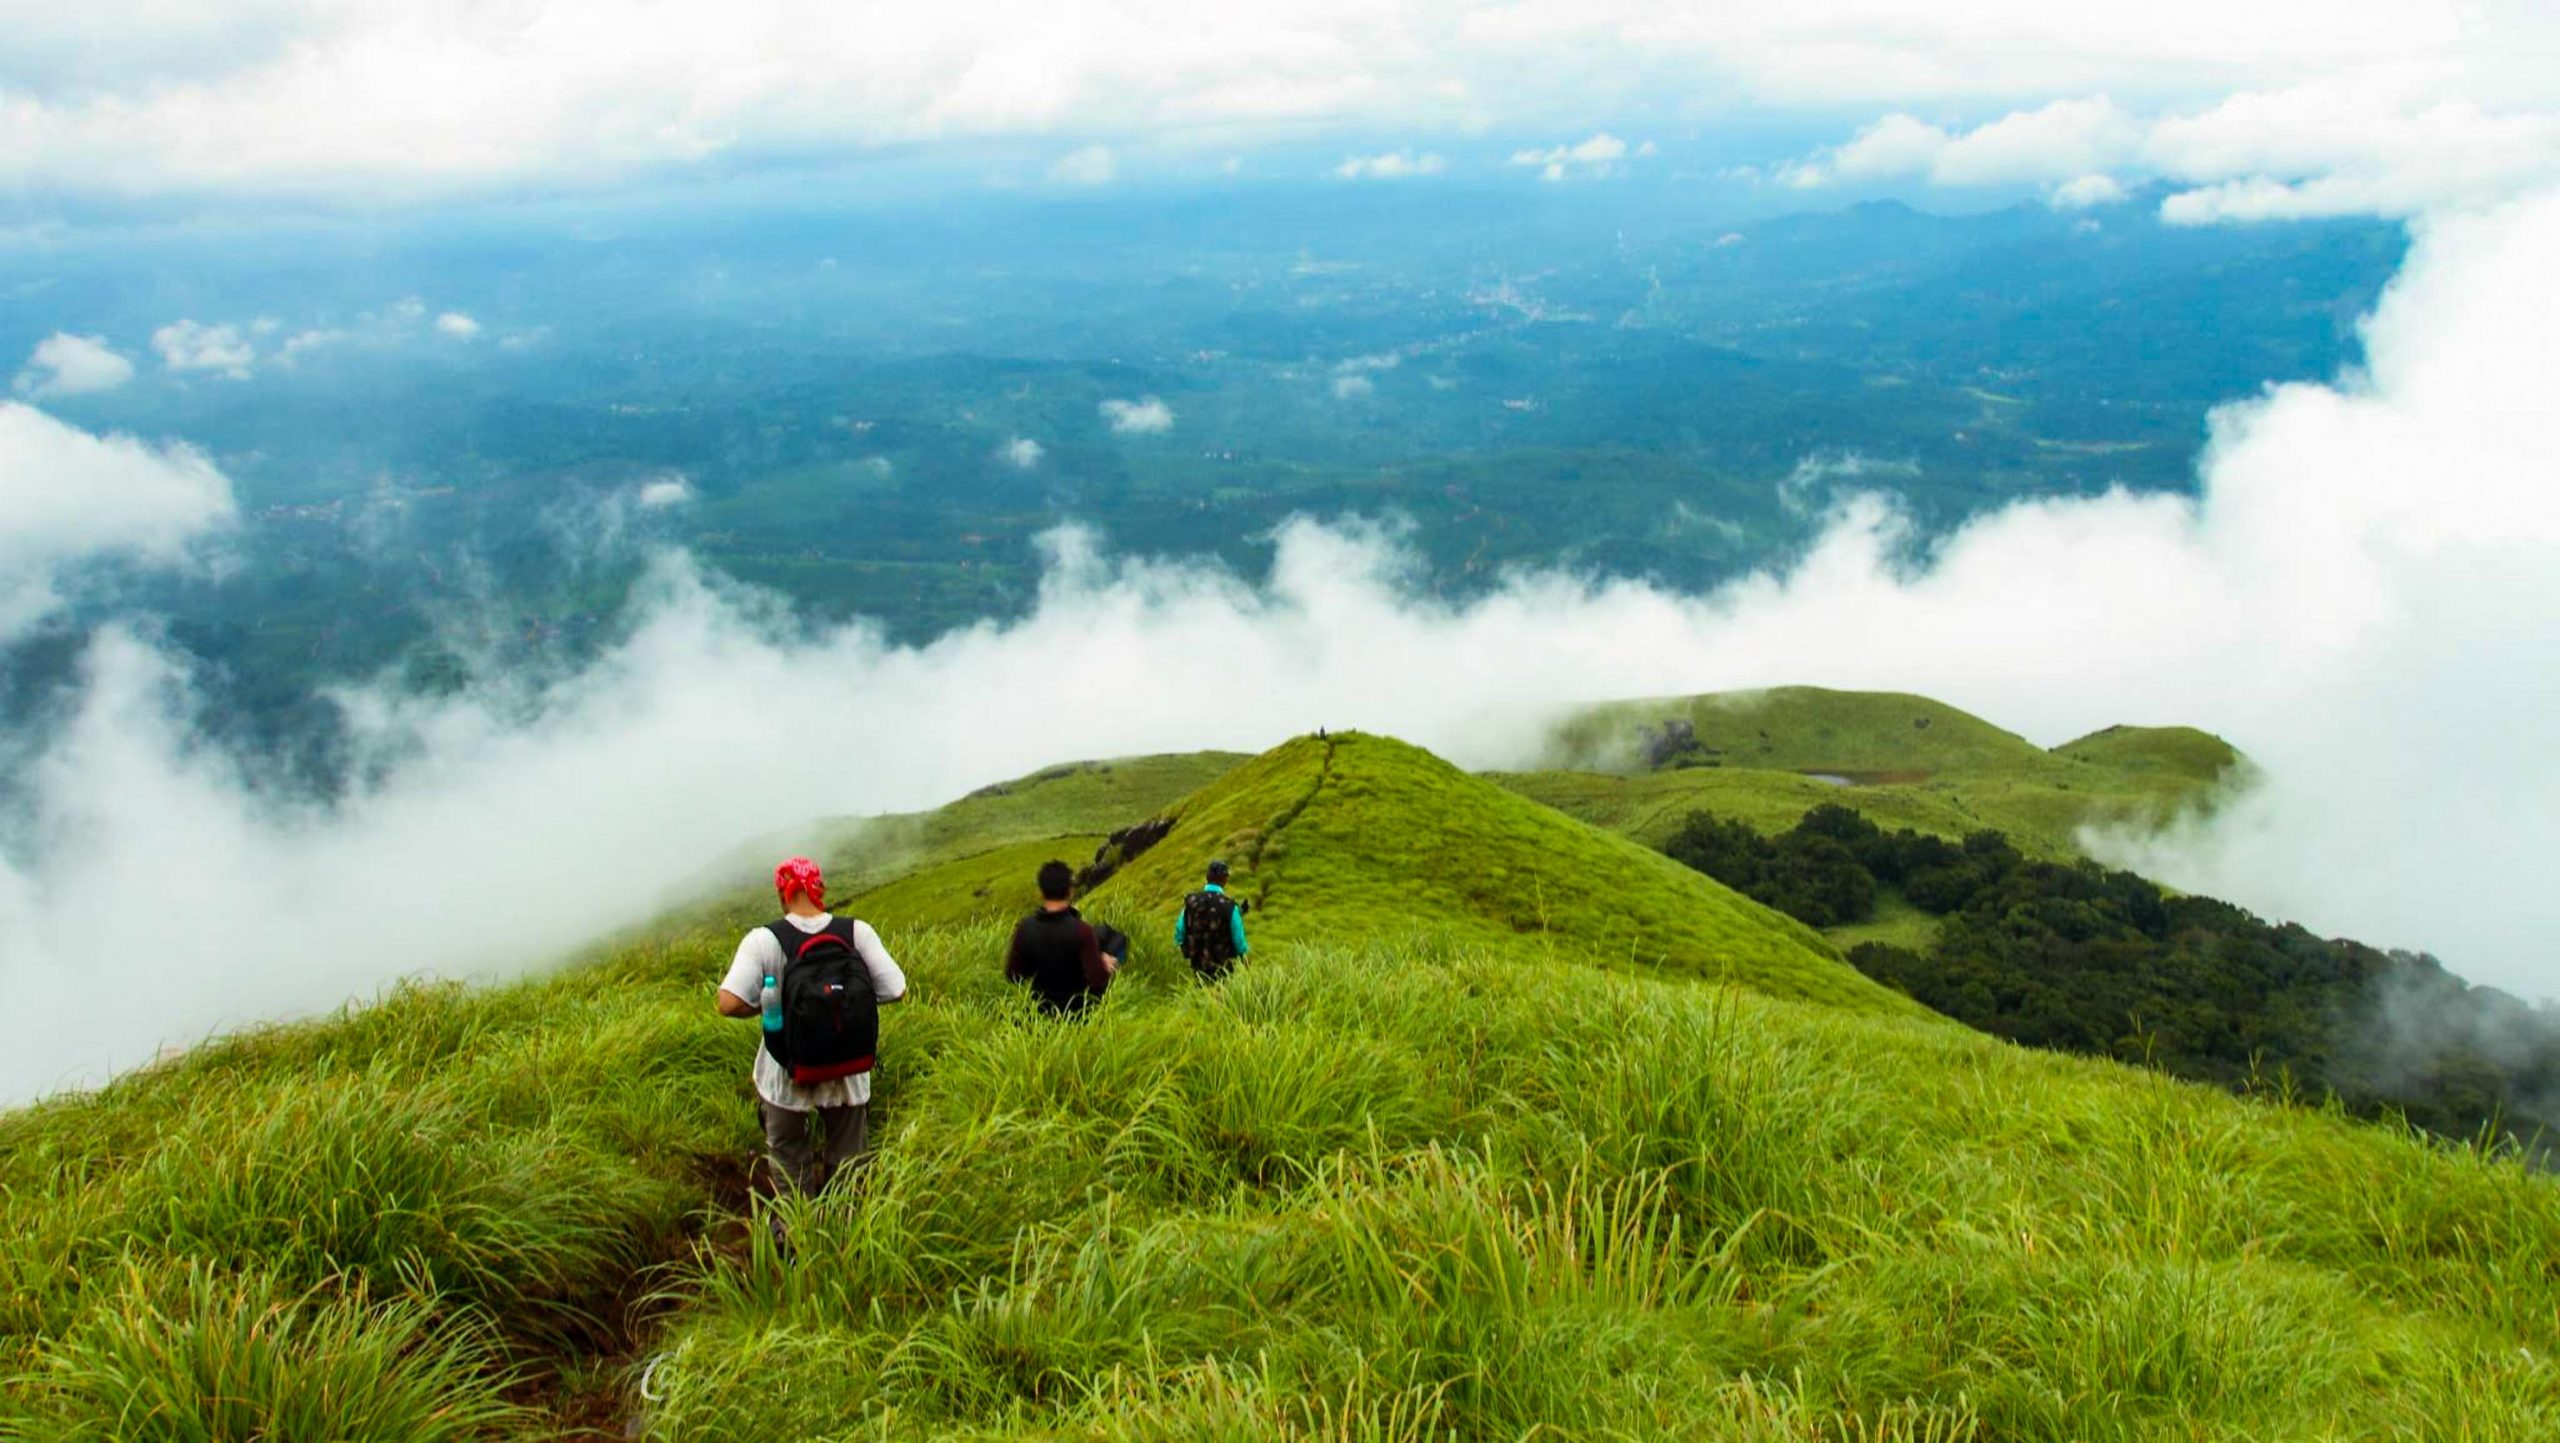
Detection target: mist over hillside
<box><xmin>4</xmin><ymin>189</ymin><xmax>2558</xmax><ymax>1097</ymax></box>
<box><xmin>5</xmin><ymin>2</ymin><xmax>2559</xmax><ymax>1106</ymax></box>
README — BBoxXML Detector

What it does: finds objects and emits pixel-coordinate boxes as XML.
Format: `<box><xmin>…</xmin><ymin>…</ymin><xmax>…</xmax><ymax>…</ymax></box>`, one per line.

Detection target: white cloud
<box><xmin>635</xmin><ymin>476</ymin><xmax>693</xmax><ymax>509</ymax></box>
<box><xmin>1099</xmin><ymin>396</ymin><xmax>1173</xmax><ymax>434</ymax></box>
<box><xmin>1511</xmin><ymin>131</ymin><xmax>1634</xmax><ymax>181</ymax></box>
<box><xmin>151</xmin><ymin>319</ymin><xmax>256</xmax><ymax>379</ymax></box>
<box><xmin>1784</xmin><ymin>113</ymin><xmax>1944</xmax><ymax>187</ymax></box>
<box><xmin>1335</xmin><ymin>150</ymin><xmax>1445</xmax><ymax>180</ymax></box>
<box><xmin>1047</xmin><ymin>143</ymin><xmax>1116</xmax><ymax>185</ymax></box>
<box><xmin>0</xmin><ymin>1</ymin><xmax>2546</xmax><ymax>204</ymax></box>
<box><xmin>2149</xmin><ymin>90</ymin><xmax>2560</xmax><ymax>222</ymax></box>
<box><xmin>1933</xmin><ymin>96</ymin><xmax>2139</xmax><ymax>185</ymax></box>
<box><xmin>1788</xmin><ymin>97</ymin><xmax>2140</xmax><ymax>189</ymax></box>
<box><xmin>2051</xmin><ymin>172</ymin><xmax>2127</xmax><ymax>209</ymax></box>
<box><xmin>12</xmin><ymin>333</ymin><xmax>135</xmax><ymax>399</ymax></box>
<box><xmin>998</xmin><ymin>436</ymin><xmax>1043</xmax><ymax>468</ymax></box>
<box><xmin>0</xmin><ymin>402</ymin><xmax>236</xmax><ymax>638</ymax></box>
<box><xmin>1782</xmin><ymin>82</ymin><xmax>2560</xmax><ymax>223</ymax></box>
<box><xmin>1777</xmin><ymin>451</ymin><xmax>1920</xmax><ymax>516</ymax></box>
<box><xmin>261</xmin><ymin>299</ymin><xmax>484</xmax><ymax>367</ymax></box>
<box><xmin>1330</xmin><ymin>374</ymin><xmax>1375</xmax><ymax>400</ymax></box>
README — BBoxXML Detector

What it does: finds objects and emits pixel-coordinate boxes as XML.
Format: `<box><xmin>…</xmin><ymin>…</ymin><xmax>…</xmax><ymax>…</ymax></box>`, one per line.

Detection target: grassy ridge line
<box><xmin>1514</xmin><ymin>689</ymin><xmax>2243</xmax><ymax>862</ymax></box>
<box><xmin>1548</xmin><ymin>687</ymin><xmax>2066</xmax><ymax>776</ymax></box>
<box><xmin>803</xmin><ymin>752</ymin><xmax>1249</xmax><ymax>891</ymax></box>
<box><xmin>629</xmin><ymin>752</ymin><xmax>1246</xmax><ymax>952</ymax></box>
<box><xmin>842</xmin><ymin>834</ymin><xmax>1111</xmax><ymax>933</ymax></box>
<box><xmin>2055</xmin><ymin>722</ymin><xmax>2252</xmax><ymax>784</ymax></box>
<box><xmin>1094</xmin><ymin>732</ymin><xmax>1914</xmax><ymax>1014</ymax></box>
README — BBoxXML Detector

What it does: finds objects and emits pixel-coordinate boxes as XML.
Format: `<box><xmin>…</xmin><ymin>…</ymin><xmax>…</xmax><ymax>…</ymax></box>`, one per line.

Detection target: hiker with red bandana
<box><xmin>716</xmin><ymin>856</ymin><xmax>908</xmax><ymax>1195</ymax></box>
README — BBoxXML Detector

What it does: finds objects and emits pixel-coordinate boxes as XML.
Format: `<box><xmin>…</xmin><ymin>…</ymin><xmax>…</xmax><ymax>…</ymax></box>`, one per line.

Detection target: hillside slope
<box><xmin>5</xmin><ymin>724</ymin><xmax>2553</xmax><ymax>1443</ymax></box>
<box><xmin>1515</xmin><ymin>686</ymin><xmax>2242</xmax><ymax>858</ymax></box>
<box><xmin>1092</xmin><ymin>731</ymin><xmax>1910</xmax><ymax>1012</ymax></box>
<box><xmin>1550</xmin><ymin>686</ymin><xmax>2060</xmax><ymax>776</ymax></box>
<box><xmin>660</xmin><ymin>752</ymin><xmax>1246</xmax><ymax>940</ymax></box>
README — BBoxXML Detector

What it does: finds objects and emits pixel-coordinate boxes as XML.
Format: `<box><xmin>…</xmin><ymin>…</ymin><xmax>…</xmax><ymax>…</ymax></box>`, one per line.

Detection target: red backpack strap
<box><xmin>795</xmin><ymin>917</ymin><xmax>862</xmax><ymax>958</ymax></box>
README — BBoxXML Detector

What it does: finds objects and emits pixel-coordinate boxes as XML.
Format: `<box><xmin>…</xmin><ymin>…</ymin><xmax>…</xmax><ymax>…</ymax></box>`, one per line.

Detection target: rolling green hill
<box><xmin>839</xmin><ymin>833</ymin><xmax>1112</xmax><ymax>933</ymax></box>
<box><xmin>1509</xmin><ymin>686</ymin><xmax>2243</xmax><ymax>861</ymax></box>
<box><xmin>797</xmin><ymin>750</ymin><xmax>1249</xmax><ymax>896</ymax></box>
<box><xmin>662</xmin><ymin>752</ymin><xmax>1247</xmax><ymax>939</ymax></box>
<box><xmin>5</xmin><ymin>715</ymin><xmax>2554</xmax><ymax>1442</ymax></box>
<box><xmin>1089</xmin><ymin>731</ymin><xmax>1908</xmax><ymax>1012</ymax></box>
<box><xmin>1549</xmin><ymin>686</ymin><xmax>2068</xmax><ymax>777</ymax></box>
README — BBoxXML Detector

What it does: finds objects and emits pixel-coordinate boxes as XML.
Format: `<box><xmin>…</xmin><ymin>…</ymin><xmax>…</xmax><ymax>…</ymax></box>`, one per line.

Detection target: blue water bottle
<box><xmin>759</xmin><ymin>974</ymin><xmax>783</xmax><ymax>1034</ymax></box>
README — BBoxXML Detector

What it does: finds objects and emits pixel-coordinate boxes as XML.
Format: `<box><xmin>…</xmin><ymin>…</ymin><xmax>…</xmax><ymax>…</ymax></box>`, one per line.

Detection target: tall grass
<box><xmin>6</xmin><ymin>1267</ymin><xmax>524</xmax><ymax>1443</ymax></box>
<box><xmin>0</xmin><ymin>926</ymin><xmax>763</xmax><ymax>1438</ymax></box>
<box><xmin>7</xmin><ymin>904</ymin><xmax>2559</xmax><ymax>1438</ymax></box>
<box><xmin>638</xmin><ymin>930</ymin><xmax>2560</xmax><ymax>1440</ymax></box>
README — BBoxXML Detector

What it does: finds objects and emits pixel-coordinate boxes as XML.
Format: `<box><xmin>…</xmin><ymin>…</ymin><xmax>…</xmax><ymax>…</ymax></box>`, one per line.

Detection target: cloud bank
<box><xmin>0</xmin><ymin>1</ymin><xmax>2550</xmax><ymax>208</ymax></box>
<box><xmin>5</xmin><ymin>186</ymin><xmax>2558</xmax><ymax>1102</ymax></box>
<box><xmin>1781</xmin><ymin>85</ymin><xmax>2560</xmax><ymax>220</ymax></box>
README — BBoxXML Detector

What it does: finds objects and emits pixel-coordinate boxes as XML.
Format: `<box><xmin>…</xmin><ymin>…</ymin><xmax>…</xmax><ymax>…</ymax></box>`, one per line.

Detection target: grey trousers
<box><xmin>760</xmin><ymin>1101</ymin><xmax>869</xmax><ymax>1196</ymax></box>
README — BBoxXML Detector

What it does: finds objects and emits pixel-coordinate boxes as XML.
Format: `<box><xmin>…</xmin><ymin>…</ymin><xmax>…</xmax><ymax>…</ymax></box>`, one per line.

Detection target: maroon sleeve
<box><xmin>1076</xmin><ymin>923</ymin><xmax>1110</xmax><ymax>992</ymax></box>
<box><xmin>1005</xmin><ymin>921</ymin><xmax>1029</xmax><ymax>983</ymax></box>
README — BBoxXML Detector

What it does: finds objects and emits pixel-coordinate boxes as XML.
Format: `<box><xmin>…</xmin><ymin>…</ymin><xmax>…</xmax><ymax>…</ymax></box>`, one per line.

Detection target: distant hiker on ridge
<box><xmin>1175</xmin><ymin>859</ymin><xmax>1250</xmax><ymax>981</ymax></box>
<box><xmin>716</xmin><ymin>857</ymin><xmax>908</xmax><ymax>1197</ymax></box>
<box><xmin>1006</xmin><ymin>860</ymin><xmax>1118</xmax><ymax>1016</ymax></box>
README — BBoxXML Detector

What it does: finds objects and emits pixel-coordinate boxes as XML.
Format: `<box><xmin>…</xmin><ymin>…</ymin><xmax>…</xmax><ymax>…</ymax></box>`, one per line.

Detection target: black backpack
<box><xmin>1181</xmin><ymin>889</ymin><xmax>1240</xmax><ymax>977</ymax></box>
<box><xmin>763</xmin><ymin>919</ymin><xmax>880</xmax><ymax>1085</ymax></box>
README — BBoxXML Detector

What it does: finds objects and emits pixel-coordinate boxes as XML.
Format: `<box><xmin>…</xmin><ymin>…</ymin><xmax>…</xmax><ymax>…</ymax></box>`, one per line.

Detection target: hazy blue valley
<box><xmin>4</xmin><ymin>184</ymin><xmax>2401</xmax><ymax>764</ymax></box>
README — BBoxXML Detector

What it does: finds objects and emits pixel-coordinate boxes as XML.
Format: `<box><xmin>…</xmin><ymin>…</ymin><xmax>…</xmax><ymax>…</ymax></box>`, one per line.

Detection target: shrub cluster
<box><xmin>1663</xmin><ymin>803</ymin><xmax>2560</xmax><ymax>1152</ymax></box>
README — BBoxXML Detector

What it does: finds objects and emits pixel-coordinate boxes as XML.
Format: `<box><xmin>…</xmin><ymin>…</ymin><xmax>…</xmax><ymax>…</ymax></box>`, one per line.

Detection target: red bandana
<box><xmin>773</xmin><ymin>856</ymin><xmax>826</xmax><ymax>908</ymax></box>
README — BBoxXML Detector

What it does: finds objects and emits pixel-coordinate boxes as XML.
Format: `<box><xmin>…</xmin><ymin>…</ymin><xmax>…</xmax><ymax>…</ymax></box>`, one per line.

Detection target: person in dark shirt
<box><xmin>1006</xmin><ymin>860</ymin><xmax>1116</xmax><ymax>1015</ymax></box>
<box><xmin>1175</xmin><ymin>859</ymin><xmax>1251</xmax><ymax>980</ymax></box>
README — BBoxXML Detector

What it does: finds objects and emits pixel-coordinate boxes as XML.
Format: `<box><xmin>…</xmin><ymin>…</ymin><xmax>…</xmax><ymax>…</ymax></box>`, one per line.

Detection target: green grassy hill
<box><xmin>1549</xmin><ymin>686</ymin><xmax>2063</xmax><ymax>777</ymax></box>
<box><xmin>1512</xmin><ymin>686</ymin><xmax>2243</xmax><ymax>860</ymax></box>
<box><xmin>653</xmin><ymin>752</ymin><xmax>1246</xmax><ymax>943</ymax></box>
<box><xmin>1089</xmin><ymin>731</ymin><xmax>1907</xmax><ymax>1012</ymax></box>
<box><xmin>6</xmin><ymin>721</ymin><xmax>2554</xmax><ymax>1442</ymax></box>
<box><xmin>840</xmin><ymin>834</ymin><xmax>1112</xmax><ymax>933</ymax></box>
<box><xmin>754</xmin><ymin>752</ymin><xmax>1246</xmax><ymax>901</ymax></box>
<box><xmin>2055</xmin><ymin>723</ymin><xmax>2249</xmax><ymax>786</ymax></box>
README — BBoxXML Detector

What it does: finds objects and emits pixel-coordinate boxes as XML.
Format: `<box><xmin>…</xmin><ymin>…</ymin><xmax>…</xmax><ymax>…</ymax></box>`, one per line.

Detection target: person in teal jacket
<box><xmin>1174</xmin><ymin>859</ymin><xmax>1250</xmax><ymax>980</ymax></box>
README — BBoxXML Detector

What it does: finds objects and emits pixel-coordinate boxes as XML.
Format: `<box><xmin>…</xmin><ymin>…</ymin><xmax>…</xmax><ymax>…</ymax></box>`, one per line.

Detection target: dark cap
<box><xmin>1206</xmin><ymin>859</ymin><xmax>1231</xmax><ymax>882</ymax></box>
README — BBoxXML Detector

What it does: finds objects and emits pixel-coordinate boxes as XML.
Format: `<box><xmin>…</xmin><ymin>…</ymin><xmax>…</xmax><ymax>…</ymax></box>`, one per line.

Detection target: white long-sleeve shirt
<box><xmin>720</xmin><ymin>913</ymin><xmax>907</xmax><ymax>1111</ymax></box>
